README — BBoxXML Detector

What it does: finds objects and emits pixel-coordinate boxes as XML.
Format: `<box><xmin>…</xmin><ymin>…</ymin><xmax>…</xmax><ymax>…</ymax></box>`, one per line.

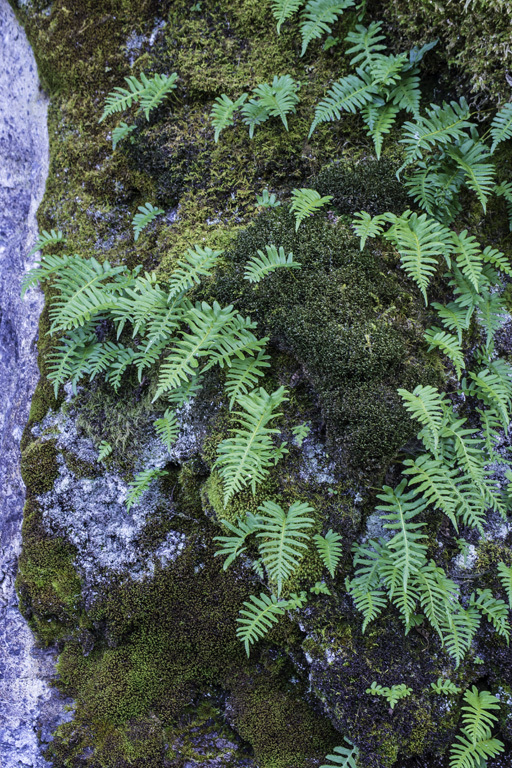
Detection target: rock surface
<box><xmin>0</xmin><ymin>1</ymin><xmax>70</xmax><ymax>764</ymax></box>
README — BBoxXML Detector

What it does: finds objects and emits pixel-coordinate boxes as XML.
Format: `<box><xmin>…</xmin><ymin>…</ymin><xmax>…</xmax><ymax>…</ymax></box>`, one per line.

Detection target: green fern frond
<box><xmin>271</xmin><ymin>0</ymin><xmax>304</xmax><ymax>33</ymax></box>
<box><xmin>256</xmin><ymin>189</ymin><xmax>281</xmax><ymax>208</ymax></box>
<box><xmin>143</xmin><ymin>293</ymin><xmax>188</xmax><ymax>352</ymax></box>
<box><xmin>451</xmin><ymin>230</ymin><xmax>484</xmax><ymax>292</ymax></box>
<box><xmin>481</xmin><ymin>245</ymin><xmax>512</xmax><ymax>276</ymax></box>
<box><xmin>424</xmin><ymin>327</ymin><xmax>465</xmax><ymax>378</ymax></box>
<box><xmin>415</xmin><ymin>561</ymin><xmax>460</xmax><ymax>636</ymax></box>
<box><xmin>442</xmin><ymin>607</ymin><xmax>480</xmax><ymax>667</ymax></box>
<box><xmin>132</xmin><ymin>202</ymin><xmax>165</xmax><ymax>242</ymax></box>
<box><xmin>366</xmin><ymin>681</ymin><xmax>412</xmax><ymax>710</ymax></box>
<box><xmin>430</xmin><ymin>678</ymin><xmax>461</xmax><ymax>695</ymax></box>
<box><xmin>465</xmin><ymin>366</ymin><xmax>512</xmax><ymax>431</ymax></box>
<box><xmin>244</xmin><ymin>245</ymin><xmax>301</xmax><ymax>282</ymax></box>
<box><xmin>137</xmin><ymin>72</ymin><xmax>178</xmax><ymax>119</ymax></box>
<box><xmin>126</xmin><ymin>468</ymin><xmax>168</xmax><ymax>512</ymax></box>
<box><xmin>211</xmin><ymin>93</ymin><xmax>248</xmax><ymax>141</ymax></box>
<box><xmin>28</xmin><ymin>229</ymin><xmax>66</xmax><ymax>258</ymax></box>
<box><xmin>311</xmin><ymin>580</ymin><xmax>331</xmax><ymax>595</ymax></box>
<box><xmin>300</xmin><ymin>0</ymin><xmax>355</xmax><ymax>56</ymax></box>
<box><xmin>250</xmin><ymin>75</ymin><xmax>300</xmax><ymax>131</ymax></box>
<box><xmin>46</xmin><ymin>326</ymin><xmax>98</xmax><ymax>396</ymax></box>
<box><xmin>224</xmin><ymin>351</ymin><xmax>271</xmax><ymax>408</ymax></box>
<box><xmin>490</xmin><ymin>102</ymin><xmax>512</xmax><ymax>153</ymax></box>
<box><xmin>369</xmin><ymin>52</ymin><xmax>407</xmax><ymax>86</ymax></box>
<box><xmin>201</xmin><ymin>316</ymin><xmax>267</xmax><ymax>371</ymax></box>
<box><xmin>320</xmin><ymin>738</ymin><xmax>360</xmax><ymax>768</ymax></box>
<box><xmin>154</xmin><ymin>408</ymin><xmax>179</xmax><ymax>452</ymax></box>
<box><xmin>432</xmin><ymin>302</ymin><xmax>471</xmax><ymax>344</ymax></box>
<box><xmin>398</xmin><ymin>384</ymin><xmax>448</xmax><ymax>452</ymax></box>
<box><xmin>165</xmin><ymin>374</ymin><xmax>204</xmax><ymax>407</ymax></box>
<box><xmin>241</xmin><ymin>99</ymin><xmax>272</xmax><ymax>138</ymax></box>
<box><xmin>290</xmin><ymin>188</ymin><xmax>333</xmax><ymax>230</ymax></box>
<box><xmin>112</xmin><ymin>121</ymin><xmax>136</xmax><ymax>149</ymax></box>
<box><xmin>475</xmin><ymin>290</ymin><xmax>508</xmax><ymax>349</ymax></box>
<box><xmin>99</xmin><ymin>74</ymin><xmax>146</xmax><ymax>122</ymax></box>
<box><xmin>256</xmin><ymin>500</ymin><xmax>315</xmax><ymax>595</ymax></box>
<box><xmin>400</xmin><ymin>98</ymin><xmax>473</xmax><ymax>163</ymax></box>
<box><xmin>470</xmin><ymin>589</ymin><xmax>510</xmax><ymax>642</ymax></box>
<box><xmin>214</xmin><ymin>514</ymin><xmax>260</xmax><ymax>570</ymax></box>
<box><xmin>168</xmin><ymin>245</ymin><xmax>222</xmax><ymax>298</ymax></box>
<box><xmin>449</xmin><ymin>687</ymin><xmax>504</xmax><ymax>768</ymax></box>
<box><xmin>215</xmin><ymin>386</ymin><xmax>288</xmax><ymax>505</ymax></box>
<box><xmin>236</xmin><ymin>591</ymin><xmax>289</xmax><ymax>656</ymax></box>
<box><xmin>104</xmin><ymin>346</ymin><xmax>138</xmax><ymax>391</ymax></box>
<box><xmin>22</xmin><ymin>253</ymin><xmax>72</xmax><ymax>296</ymax></box>
<box><xmin>389</xmin><ymin>71</ymin><xmax>421</xmax><ymax>115</ymax></box>
<box><xmin>309</xmin><ymin>69</ymin><xmax>378</xmax><ymax>136</ymax></box>
<box><xmin>497</xmin><ymin>562</ymin><xmax>512</xmax><ymax>608</ymax></box>
<box><xmin>97</xmin><ymin>441</ymin><xmax>113</xmax><ymax>462</ymax></box>
<box><xmin>361</xmin><ymin>102</ymin><xmax>399</xmax><ymax>159</ymax></box>
<box><xmin>446</xmin><ymin>140</ymin><xmax>495</xmax><ymax>213</ymax></box>
<box><xmin>292</xmin><ymin>422</ymin><xmax>310</xmax><ymax>446</ymax></box>
<box><xmin>345</xmin><ymin>21</ymin><xmax>386</xmax><ymax>67</ymax></box>
<box><xmin>314</xmin><ymin>529</ymin><xmax>343</xmax><ymax>577</ymax></box>
<box><xmin>351</xmin><ymin>211</ymin><xmax>396</xmax><ymax>249</ymax></box>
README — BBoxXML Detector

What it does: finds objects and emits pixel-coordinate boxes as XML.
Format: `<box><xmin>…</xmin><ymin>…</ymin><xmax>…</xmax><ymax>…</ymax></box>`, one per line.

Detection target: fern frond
<box><xmin>369</xmin><ymin>52</ymin><xmax>408</xmax><ymax>87</ymax></box>
<box><xmin>112</xmin><ymin>121</ymin><xmax>136</xmax><ymax>149</ymax></box>
<box><xmin>442</xmin><ymin>607</ymin><xmax>480</xmax><ymax>667</ymax></box>
<box><xmin>271</xmin><ymin>0</ymin><xmax>304</xmax><ymax>33</ymax></box>
<box><xmin>126</xmin><ymin>467</ymin><xmax>168</xmax><ymax>512</ymax></box>
<box><xmin>132</xmin><ymin>202</ymin><xmax>165</xmax><ymax>241</ymax></box>
<box><xmin>400</xmin><ymin>99</ymin><xmax>473</xmax><ymax>163</ymax></box>
<box><xmin>309</xmin><ymin>69</ymin><xmax>378</xmax><ymax>136</ymax></box>
<box><xmin>314</xmin><ymin>529</ymin><xmax>343</xmax><ymax>577</ymax></box>
<box><xmin>256</xmin><ymin>189</ymin><xmax>281</xmax><ymax>208</ymax></box>
<box><xmin>241</xmin><ymin>99</ymin><xmax>272</xmax><ymax>138</ymax></box>
<box><xmin>465</xmin><ymin>366</ymin><xmax>512</xmax><ymax>431</ymax></box>
<box><xmin>449</xmin><ymin>687</ymin><xmax>504</xmax><ymax>768</ymax></box>
<box><xmin>27</xmin><ymin>229</ymin><xmax>66</xmax><ymax>258</ymax></box>
<box><xmin>224</xmin><ymin>351</ymin><xmax>271</xmax><ymax>408</ymax></box>
<box><xmin>137</xmin><ymin>72</ymin><xmax>178</xmax><ymax>120</ymax></box>
<box><xmin>384</xmin><ymin>211</ymin><xmax>453</xmax><ymax>303</ymax></box>
<box><xmin>361</xmin><ymin>102</ymin><xmax>399</xmax><ymax>159</ymax></box>
<box><xmin>351</xmin><ymin>211</ymin><xmax>396</xmax><ymax>249</ymax></box>
<box><xmin>236</xmin><ymin>592</ymin><xmax>289</xmax><ymax>656</ymax></box>
<box><xmin>366</xmin><ymin>681</ymin><xmax>412</xmax><ymax>709</ymax></box>
<box><xmin>165</xmin><ymin>373</ymin><xmax>204</xmax><ymax>407</ymax></box>
<box><xmin>46</xmin><ymin>326</ymin><xmax>98</xmax><ymax>396</ymax></box>
<box><xmin>430</xmin><ymin>678</ymin><xmax>461</xmax><ymax>695</ymax></box>
<box><xmin>168</xmin><ymin>245</ymin><xmax>222</xmax><ymax>298</ymax></box>
<box><xmin>345</xmin><ymin>21</ymin><xmax>386</xmax><ymax>67</ymax></box>
<box><xmin>211</xmin><ymin>93</ymin><xmax>248</xmax><ymax>142</ymax></box>
<box><xmin>320</xmin><ymin>738</ymin><xmax>360</xmax><ymax>768</ymax></box>
<box><xmin>398</xmin><ymin>384</ymin><xmax>447</xmax><ymax>451</ymax></box>
<box><xmin>490</xmin><ymin>102</ymin><xmax>512</xmax><ymax>153</ymax></box>
<box><xmin>449</xmin><ymin>734</ymin><xmax>504</xmax><ymax>768</ymax></box>
<box><xmin>451</xmin><ymin>230</ymin><xmax>484</xmax><ymax>291</ymax></box>
<box><xmin>244</xmin><ymin>245</ymin><xmax>301</xmax><ymax>282</ymax></box>
<box><xmin>415</xmin><ymin>561</ymin><xmax>459</xmax><ymax>636</ymax></box>
<box><xmin>99</xmin><ymin>74</ymin><xmax>146</xmax><ymax>122</ymax></box>
<box><xmin>311</xmin><ymin>580</ymin><xmax>331</xmax><ymax>595</ymax></box>
<box><xmin>349</xmin><ymin>581</ymin><xmax>387</xmax><ymax>631</ymax></box>
<box><xmin>446</xmin><ymin>140</ymin><xmax>496</xmax><ymax>213</ymax></box>
<box><xmin>21</xmin><ymin>253</ymin><xmax>72</xmax><ymax>296</ymax></box>
<box><xmin>256</xmin><ymin>500</ymin><xmax>315</xmax><ymax>595</ymax></box>
<box><xmin>481</xmin><ymin>245</ymin><xmax>512</xmax><ymax>276</ymax></box>
<box><xmin>497</xmin><ymin>562</ymin><xmax>512</xmax><ymax>609</ymax></box>
<box><xmin>104</xmin><ymin>346</ymin><xmax>138</xmax><ymax>391</ymax></box>
<box><xmin>215</xmin><ymin>386</ymin><xmax>288</xmax><ymax>505</ymax></box>
<box><xmin>154</xmin><ymin>408</ymin><xmax>179</xmax><ymax>452</ymax></box>
<box><xmin>470</xmin><ymin>589</ymin><xmax>510</xmax><ymax>642</ymax></box>
<box><xmin>424</xmin><ymin>327</ymin><xmax>465</xmax><ymax>378</ymax></box>
<box><xmin>300</xmin><ymin>0</ymin><xmax>355</xmax><ymax>56</ymax></box>
<box><xmin>201</xmin><ymin>315</ymin><xmax>267</xmax><ymax>371</ymax></box>
<box><xmin>251</xmin><ymin>75</ymin><xmax>300</xmax><ymax>131</ymax></box>
<box><xmin>389</xmin><ymin>71</ymin><xmax>421</xmax><ymax>116</ymax></box>
<box><xmin>143</xmin><ymin>293</ymin><xmax>188</xmax><ymax>352</ymax></box>
<box><xmin>431</xmin><ymin>302</ymin><xmax>471</xmax><ymax>344</ymax></box>
<box><xmin>475</xmin><ymin>290</ymin><xmax>508</xmax><ymax>348</ymax></box>
<box><xmin>214</xmin><ymin>514</ymin><xmax>260</xmax><ymax>570</ymax></box>
<box><xmin>290</xmin><ymin>188</ymin><xmax>333</xmax><ymax>230</ymax></box>
<box><xmin>97</xmin><ymin>441</ymin><xmax>113</xmax><ymax>462</ymax></box>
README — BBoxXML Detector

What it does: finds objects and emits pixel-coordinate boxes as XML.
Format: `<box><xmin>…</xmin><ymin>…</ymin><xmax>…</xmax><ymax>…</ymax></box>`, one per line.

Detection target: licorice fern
<box><xmin>112</xmin><ymin>122</ymin><xmax>136</xmax><ymax>149</ymax></box>
<box><xmin>211</xmin><ymin>93</ymin><xmax>248</xmax><ymax>142</ymax></box>
<box><xmin>244</xmin><ymin>245</ymin><xmax>301</xmax><ymax>282</ymax></box>
<box><xmin>299</xmin><ymin>0</ymin><xmax>356</xmax><ymax>56</ymax></box>
<box><xmin>153</xmin><ymin>408</ymin><xmax>179</xmax><ymax>453</ymax></box>
<box><xmin>449</xmin><ymin>687</ymin><xmax>504</xmax><ymax>768</ymax></box>
<box><xmin>366</xmin><ymin>681</ymin><xmax>412</xmax><ymax>710</ymax></box>
<box><xmin>132</xmin><ymin>202</ymin><xmax>165</xmax><ymax>241</ymax></box>
<box><xmin>271</xmin><ymin>0</ymin><xmax>303</xmax><ymax>33</ymax></box>
<box><xmin>290</xmin><ymin>188</ymin><xmax>333</xmax><ymax>230</ymax></box>
<box><xmin>431</xmin><ymin>678</ymin><xmax>461</xmax><ymax>695</ymax></box>
<box><xmin>125</xmin><ymin>468</ymin><xmax>168</xmax><ymax>512</ymax></box>
<box><xmin>314</xmin><ymin>529</ymin><xmax>343</xmax><ymax>577</ymax></box>
<box><xmin>99</xmin><ymin>72</ymin><xmax>178</xmax><ymax>123</ymax></box>
<box><xmin>236</xmin><ymin>591</ymin><xmax>305</xmax><ymax>656</ymax></box>
<box><xmin>490</xmin><ymin>102</ymin><xmax>512</xmax><ymax>153</ymax></box>
<box><xmin>241</xmin><ymin>75</ymin><xmax>300</xmax><ymax>135</ymax></box>
<box><xmin>224</xmin><ymin>351</ymin><xmax>271</xmax><ymax>408</ymax></box>
<box><xmin>320</xmin><ymin>738</ymin><xmax>360</xmax><ymax>768</ymax></box>
<box><xmin>28</xmin><ymin>229</ymin><xmax>66</xmax><ymax>258</ymax></box>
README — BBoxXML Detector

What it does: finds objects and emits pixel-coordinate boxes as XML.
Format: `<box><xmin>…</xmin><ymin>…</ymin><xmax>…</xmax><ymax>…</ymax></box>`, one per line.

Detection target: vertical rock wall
<box><xmin>0</xmin><ymin>1</ymin><xmax>66</xmax><ymax>764</ymax></box>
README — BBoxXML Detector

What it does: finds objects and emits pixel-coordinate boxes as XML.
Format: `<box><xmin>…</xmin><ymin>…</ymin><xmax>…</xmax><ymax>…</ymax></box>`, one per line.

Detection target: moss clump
<box><xmin>20</xmin><ymin>438</ymin><xmax>59</xmax><ymax>494</ymax></box>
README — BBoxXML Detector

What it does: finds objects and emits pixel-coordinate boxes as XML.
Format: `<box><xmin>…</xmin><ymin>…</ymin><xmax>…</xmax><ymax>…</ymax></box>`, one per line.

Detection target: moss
<box><xmin>20</xmin><ymin>438</ymin><xmax>59</xmax><ymax>494</ymax></box>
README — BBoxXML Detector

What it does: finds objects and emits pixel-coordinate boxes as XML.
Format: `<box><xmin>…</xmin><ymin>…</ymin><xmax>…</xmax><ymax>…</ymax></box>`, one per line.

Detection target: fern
<box><xmin>236</xmin><ymin>591</ymin><xmax>291</xmax><ymax>656</ymax></box>
<box><xmin>244</xmin><ymin>245</ymin><xmax>301</xmax><ymax>282</ymax></box>
<box><xmin>112</xmin><ymin>121</ymin><xmax>136</xmax><ymax>149</ymax></box>
<box><xmin>241</xmin><ymin>100</ymin><xmax>273</xmax><ymax>138</ymax></box>
<box><xmin>213</xmin><ymin>514</ymin><xmax>260</xmax><ymax>570</ymax></box>
<box><xmin>46</xmin><ymin>326</ymin><xmax>98</xmax><ymax>396</ymax></box>
<box><xmin>345</xmin><ymin>22</ymin><xmax>387</xmax><ymax>67</ymax></box>
<box><xmin>389</xmin><ymin>71</ymin><xmax>421</xmax><ymax>116</ymax></box>
<box><xmin>442</xmin><ymin>607</ymin><xmax>480</xmax><ymax>668</ymax></box>
<box><xmin>224</xmin><ymin>351</ymin><xmax>271</xmax><ymax>408</ymax></box>
<box><xmin>320</xmin><ymin>738</ymin><xmax>360</xmax><ymax>768</ymax></box>
<box><xmin>300</xmin><ymin>0</ymin><xmax>356</xmax><ymax>56</ymax></box>
<box><xmin>292</xmin><ymin>422</ymin><xmax>310</xmax><ymax>446</ymax></box>
<box><xmin>27</xmin><ymin>229</ymin><xmax>66</xmax><ymax>258</ymax></box>
<box><xmin>22</xmin><ymin>253</ymin><xmax>72</xmax><ymax>296</ymax></box>
<box><xmin>256</xmin><ymin>189</ymin><xmax>281</xmax><ymax>208</ymax></box>
<box><xmin>431</xmin><ymin>678</ymin><xmax>461</xmax><ymax>695</ymax></box>
<box><xmin>495</xmin><ymin>181</ymin><xmax>512</xmax><ymax>230</ymax></box>
<box><xmin>132</xmin><ymin>202</ymin><xmax>165</xmax><ymax>241</ymax></box>
<box><xmin>400</xmin><ymin>99</ymin><xmax>473</xmax><ymax>164</ymax></box>
<box><xmin>366</xmin><ymin>681</ymin><xmax>412</xmax><ymax>710</ymax></box>
<box><xmin>314</xmin><ymin>529</ymin><xmax>343</xmax><ymax>577</ymax></box>
<box><xmin>99</xmin><ymin>75</ymin><xmax>146</xmax><ymax>122</ymax></box>
<box><xmin>247</xmin><ymin>75</ymin><xmax>300</xmax><ymax>132</ymax></box>
<box><xmin>271</xmin><ymin>0</ymin><xmax>304</xmax><ymax>33</ymax></box>
<box><xmin>475</xmin><ymin>290</ymin><xmax>508</xmax><ymax>349</ymax></box>
<box><xmin>470</xmin><ymin>589</ymin><xmax>510</xmax><ymax>642</ymax></box>
<box><xmin>416</xmin><ymin>562</ymin><xmax>461</xmax><ymax>637</ymax></box>
<box><xmin>126</xmin><ymin>468</ymin><xmax>168</xmax><ymax>512</ymax></box>
<box><xmin>215</xmin><ymin>386</ymin><xmax>288</xmax><ymax>505</ymax></box>
<box><xmin>449</xmin><ymin>687</ymin><xmax>504</xmax><ymax>768</ymax></box>
<box><xmin>153</xmin><ymin>408</ymin><xmax>179</xmax><ymax>452</ymax></box>
<box><xmin>311</xmin><ymin>580</ymin><xmax>331</xmax><ymax>595</ymax></box>
<box><xmin>481</xmin><ymin>244</ymin><xmax>512</xmax><ymax>276</ymax></box>
<box><xmin>432</xmin><ymin>302</ymin><xmax>471</xmax><ymax>344</ymax></box>
<box><xmin>290</xmin><ymin>188</ymin><xmax>333</xmax><ymax>230</ymax></box>
<box><xmin>369</xmin><ymin>52</ymin><xmax>408</xmax><ymax>87</ymax></box>
<box><xmin>97</xmin><ymin>441</ymin><xmax>113</xmax><ymax>462</ymax></box>
<box><xmin>398</xmin><ymin>384</ymin><xmax>448</xmax><ymax>451</ymax></box>
<box><xmin>497</xmin><ymin>562</ymin><xmax>512</xmax><ymax>609</ymax></box>
<box><xmin>351</xmin><ymin>211</ymin><xmax>396</xmax><ymax>249</ymax></box>
<box><xmin>165</xmin><ymin>374</ymin><xmax>204</xmax><ymax>407</ymax></box>
<box><xmin>424</xmin><ymin>328</ymin><xmax>465</xmax><ymax>378</ymax></box>
<box><xmin>446</xmin><ymin>140</ymin><xmax>495</xmax><ymax>213</ymax></box>
<box><xmin>137</xmin><ymin>72</ymin><xmax>178</xmax><ymax>119</ymax></box>
<box><xmin>465</xmin><ymin>366</ymin><xmax>512</xmax><ymax>431</ymax></box>
<box><xmin>490</xmin><ymin>102</ymin><xmax>512</xmax><ymax>153</ymax></box>
<box><xmin>211</xmin><ymin>93</ymin><xmax>248</xmax><ymax>142</ymax></box>
<box><xmin>168</xmin><ymin>245</ymin><xmax>222</xmax><ymax>298</ymax></box>
<box><xmin>361</xmin><ymin>102</ymin><xmax>399</xmax><ymax>159</ymax></box>
<box><xmin>309</xmin><ymin>69</ymin><xmax>378</xmax><ymax>136</ymax></box>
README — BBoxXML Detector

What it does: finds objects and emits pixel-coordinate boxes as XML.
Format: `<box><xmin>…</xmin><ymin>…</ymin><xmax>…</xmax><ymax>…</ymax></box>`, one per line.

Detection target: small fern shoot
<box><xmin>366</xmin><ymin>681</ymin><xmax>412</xmax><ymax>710</ymax></box>
<box><xmin>28</xmin><ymin>229</ymin><xmax>66</xmax><ymax>258</ymax></box>
<box><xmin>112</xmin><ymin>122</ymin><xmax>136</xmax><ymax>149</ymax></box>
<box><xmin>97</xmin><ymin>441</ymin><xmax>113</xmax><ymax>463</ymax></box>
<box><xmin>153</xmin><ymin>408</ymin><xmax>179</xmax><ymax>453</ymax></box>
<box><xmin>490</xmin><ymin>102</ymin><xmax>512</xmax><ymax>153</ymax></box>
<box><xmin>320</xmin><ymin>738</ymin><xmax>360</xmax><ymax>768</ymax></box>
<box><xmin>132</xmin><ymin>203</ymin><xmax>165</xmax><ymax>241</ymax></box>
<box><xmin>300</xmin><ymin>0</ymin><xmax>356</xmax><ymax>56</ymax></box>
<box><xmin>244</xmin><ymin>245</ymin><xmax>301</xmax><ymax>282</ymax></box>
<box><xmin>236</xmin><ymin>592</ymin><xmax>290</xmax><ymax>656</ymax></box>
<box><xmin>211</xmin><ymin>93</ymin><xmax>248</xmax><ymax>142</ymax></box>
<box><xmin>431</xmin><ymin>678</ymin><xmax>461</xmax><ymax>695</ymax></box>
<box><xmin>314</xmin><ymin>529</ymin><xmax>343</xmax><ymax>577</ymax></box>
<box><xmin>290</xmin><ymin>188</ymin><xmax>333</xmax><ymax>230</ymax></box>
<box><xmin>126</xmin><ymin>468</ymin><xmax>168</xmax><ymax>512</ymax></box>
<box><xmin>256</xmin><ymin>189</ymin><xmax>281</xmax><ymax>208</ymax></box>
<box><xmin>272</xmin><ymin>0</ymin><xmax>304</xmax><ymax>33</ymax></box>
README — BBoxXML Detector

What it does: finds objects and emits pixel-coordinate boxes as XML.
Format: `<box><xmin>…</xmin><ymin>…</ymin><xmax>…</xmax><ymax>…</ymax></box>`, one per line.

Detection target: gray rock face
<box><xmin>0</xmin><ymin>1</ymin><xmax>70</xmax><ymax>765</ymax></box>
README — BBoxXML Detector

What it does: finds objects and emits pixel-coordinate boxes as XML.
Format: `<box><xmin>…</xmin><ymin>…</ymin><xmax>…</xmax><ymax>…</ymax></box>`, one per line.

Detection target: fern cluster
<box><xmin>449</xmin><ymin>688</ymin><xmax>504</xmax><ymax>768</ymax></box>
<box><xmin>271</xmin><ymin>0</ymin><xmax>356</xmax><ymax>55</ymax></box>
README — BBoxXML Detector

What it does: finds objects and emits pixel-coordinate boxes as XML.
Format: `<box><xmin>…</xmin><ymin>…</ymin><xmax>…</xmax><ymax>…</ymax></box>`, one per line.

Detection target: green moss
<box><xmin>20</xmin><ymin>438</ymin><xmax>59</xmax><ymax>494</ymax></box>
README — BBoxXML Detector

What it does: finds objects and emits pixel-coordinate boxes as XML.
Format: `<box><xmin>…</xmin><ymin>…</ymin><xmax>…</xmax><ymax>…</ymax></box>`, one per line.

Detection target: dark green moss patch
<box><xmin>20</xmin><ymin>438</ymin><xmax>59</xmax><ymax>495</ymax></box>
